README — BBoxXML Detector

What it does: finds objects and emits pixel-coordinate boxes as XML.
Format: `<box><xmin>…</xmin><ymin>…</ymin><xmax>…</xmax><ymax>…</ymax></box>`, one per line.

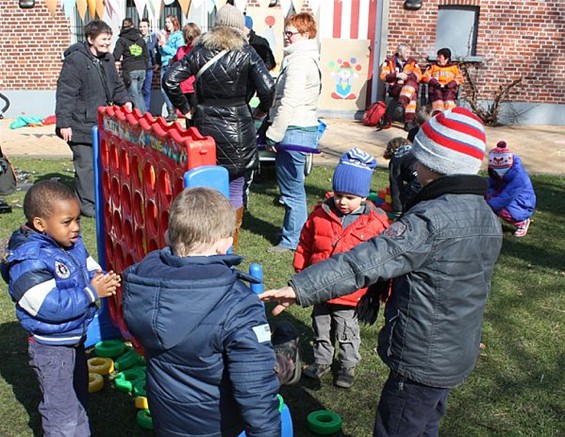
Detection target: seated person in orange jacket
<box><xmin>379</xmin><ymin>43</ymin><xmax>422</xmax><ymax>130</ymax></box>
<box><xmin>423</xmin><ymin>48</ymin><xmax>463</xmax><ymax>112</ymax></box>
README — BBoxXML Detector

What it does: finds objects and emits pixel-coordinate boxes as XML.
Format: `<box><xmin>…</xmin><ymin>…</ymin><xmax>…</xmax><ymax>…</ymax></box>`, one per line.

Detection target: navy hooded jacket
<box><xmin>123</xmin><ymin>249</ymin><xmax>280</xmax><ymax>437</ymax></box>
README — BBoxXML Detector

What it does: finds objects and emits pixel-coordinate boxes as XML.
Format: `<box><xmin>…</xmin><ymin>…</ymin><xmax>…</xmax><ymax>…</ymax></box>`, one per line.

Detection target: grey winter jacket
<box><xmin>55</xmin><ymin>42</ymin><xmax>131</xmax><ymax>144</ymax></box>
<box><xmin>290</xmin><ymin>175</ymin><xmax>503</xmax><ymax>388</ymax></box>
<box><xmin>163</xmin><ymin>26</ymin><xmax>275</xmax><ymax>178</ymax></box>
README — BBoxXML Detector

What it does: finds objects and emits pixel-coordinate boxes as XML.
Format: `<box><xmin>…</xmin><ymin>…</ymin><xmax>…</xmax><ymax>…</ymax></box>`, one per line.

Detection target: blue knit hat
<box><xmin>332</xmin><ymin>148</ymin><xmax>377</xmax><ymax>197</ymax></box>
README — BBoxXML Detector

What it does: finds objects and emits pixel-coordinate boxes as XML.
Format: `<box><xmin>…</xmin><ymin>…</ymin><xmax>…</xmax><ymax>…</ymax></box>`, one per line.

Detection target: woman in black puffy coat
<box><xmin>163</xmin><ymin>4</ymin><xmax>274</xmax><ymax>249</ymax></box>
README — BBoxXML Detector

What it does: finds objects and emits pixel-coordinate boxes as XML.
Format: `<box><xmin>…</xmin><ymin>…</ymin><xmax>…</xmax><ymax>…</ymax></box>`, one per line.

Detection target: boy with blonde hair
<box><xmin>123</xmin><ymin>187</ymin><xmax>298</xmax><ymax>436</ymax></box>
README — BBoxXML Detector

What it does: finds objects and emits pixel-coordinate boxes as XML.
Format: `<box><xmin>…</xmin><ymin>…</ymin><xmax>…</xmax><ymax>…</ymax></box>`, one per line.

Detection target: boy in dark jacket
<box><xmin>259</xmin><ymin>108</ymin><xmax>503</xmax><ymax>436</ymax></box>
<box><xmin>1</xmin><ymin>180</ymin><xmax>120</xmax><ymax>436</ymax></box>
<box><xmin>295</xmin><ymin>149</ymin><xmax>389</xmax><ymax>388</ymax></box>
<box><xmin>56</xmin><ymin>20</ymin><xmax>132</xmax><ymax>217</ymax></box>
<box><xmin>244</xmin><ymin>15</ymin><xmax>276</xmax><ymax>71</ymax></box>
<box><xmin>113</xmin><ymin>18</ymin><xmax>149</xmax><ymax>112</ymax></box>
<box><xmin>123</xmin><ymin>187</ymin><xmax>298</xmax><ymax>437</ymax></box>
<box><xmin>383</xmin><ymin>137</ymin><xmax>421</xmax><ymax>215</ymax></box>
<box><xmin>487</xmin><ymin>141</ymin><xmax>536</xmax><ymax>237</ymax></box>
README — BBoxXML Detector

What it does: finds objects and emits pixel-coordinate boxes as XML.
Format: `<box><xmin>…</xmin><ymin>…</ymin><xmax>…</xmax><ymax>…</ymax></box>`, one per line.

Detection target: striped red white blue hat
<box><xmin>412</xmin><ymin>107</ymin><xmax>486</xmax><ymax>175</ymax></box>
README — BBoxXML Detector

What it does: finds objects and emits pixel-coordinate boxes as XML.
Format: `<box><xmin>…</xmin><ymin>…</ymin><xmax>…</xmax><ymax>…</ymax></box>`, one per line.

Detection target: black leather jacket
<box><xmin>290</xmin><ymin>175</ymin><xmax>503</xmax><ymax>388</ymax></box>
<box><xmin>163</xmin><ymin>27</ymin><xmax>275</xmax><ymax>178</ymax></box>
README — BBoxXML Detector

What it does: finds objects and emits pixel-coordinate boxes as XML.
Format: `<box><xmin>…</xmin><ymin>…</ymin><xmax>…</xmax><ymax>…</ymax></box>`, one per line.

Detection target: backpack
<box><xmin>0</xmin><ymin>147</ymin><xmax>17</xmax><ymax>195</ymax></box>
<box><xmin>361</xmin><ymin>101</ymin><xmax>387</xmax><ymax>127</ymax></box>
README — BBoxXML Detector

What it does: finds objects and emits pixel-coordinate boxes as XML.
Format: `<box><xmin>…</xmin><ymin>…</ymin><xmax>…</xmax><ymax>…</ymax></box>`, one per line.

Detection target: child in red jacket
<box><xmin>294</xmin><ymin>148</ymin><xmax>389</xmax><ymax>388</ymax></box>
<box><xmin>172</xmin><ymin>22</ymin><xmax>201</xmax><ymax>125</ymax></box>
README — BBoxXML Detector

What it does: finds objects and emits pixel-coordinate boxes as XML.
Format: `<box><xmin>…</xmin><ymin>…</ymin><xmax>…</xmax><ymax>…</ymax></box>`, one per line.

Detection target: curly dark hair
<box><xmin>23</xmin><ymin>180</ymin><xmax>77</xmax><ymax>222</ymax></box>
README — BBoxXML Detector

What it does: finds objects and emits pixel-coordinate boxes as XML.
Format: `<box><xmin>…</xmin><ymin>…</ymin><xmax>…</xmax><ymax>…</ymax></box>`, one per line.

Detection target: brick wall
<box><xmin>386</xmin><ymin>0</ymin><xmax>565</xmax><ymax>104</ymax></box>
<box><xmin>0</xmin><ymin>0</ymin><xmax>70</xmax><ymax>90</ymax></box>
<box><xmin>2</xmin><ymin>0</ymin><xmax>563</xmax><ymax>107</ymax></box>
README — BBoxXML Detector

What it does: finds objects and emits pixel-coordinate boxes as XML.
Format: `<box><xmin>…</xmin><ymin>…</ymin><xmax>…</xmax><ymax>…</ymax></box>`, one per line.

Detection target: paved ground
<box><xmin>1</xmin><ymin>117</ymin><xmax>564</xmax><ymax>175</ymax></box>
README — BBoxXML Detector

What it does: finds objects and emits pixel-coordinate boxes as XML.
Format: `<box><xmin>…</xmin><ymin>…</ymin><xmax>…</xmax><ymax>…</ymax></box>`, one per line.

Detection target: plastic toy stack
<box><xmin>92</xmin><ymin>107</ymin><xmax>216</xmax><ymax>348</ymax></box>
<box><xmin>368</xmin><ymin>187</ymin><xmax>396</xmax><ymax>221</ymax></box>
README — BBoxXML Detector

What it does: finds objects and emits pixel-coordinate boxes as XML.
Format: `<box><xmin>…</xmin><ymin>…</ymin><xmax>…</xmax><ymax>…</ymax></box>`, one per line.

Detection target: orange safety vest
<box><xmin>423</xmin><ymin>63</ymin><xmax>463</xmax><ymax>86</ymax></box>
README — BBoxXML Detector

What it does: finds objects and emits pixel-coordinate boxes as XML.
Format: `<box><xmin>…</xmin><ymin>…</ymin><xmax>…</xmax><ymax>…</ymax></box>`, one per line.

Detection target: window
<box><xmin>70</xmin><ymin>9</ymin><xmax>94</xmax><ymax>43</ymax></box>
<box><xmin>436</xmin><ymin>6</ymin><xmax>479</xmax><ymax>58</ymax></box>
<box><xmin>125</xmin><ymin>0</ymin><xmax>182</xmax><ymax>29</ymax></box>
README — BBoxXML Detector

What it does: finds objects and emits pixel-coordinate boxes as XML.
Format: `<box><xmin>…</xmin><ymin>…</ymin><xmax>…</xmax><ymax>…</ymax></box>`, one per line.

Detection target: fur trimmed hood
<box><xmin>200</xmin><ymin>26</ymin><xmax>247</xmax><ymax>51</ymax></box>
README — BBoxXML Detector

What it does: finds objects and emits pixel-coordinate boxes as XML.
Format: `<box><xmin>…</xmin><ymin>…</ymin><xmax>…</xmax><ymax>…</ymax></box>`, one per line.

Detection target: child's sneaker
<box><xmin>334</xmin><ymin>366</ymin><xmax>355</xmax><ymax>389</ymax></box>
<box><xmin>303</xmin><ymin>363</ymin><xmax>331</xmax><ymax>380</ymax></box>
<box><xmin>272</xmin><ymin>321</ymin><xmax>301</xmax><ymax>385</ymax></box>
<box><xmin>514</xmin><ymin>219</ymin><xmax>530</xmax><ymax>237</ymax></box>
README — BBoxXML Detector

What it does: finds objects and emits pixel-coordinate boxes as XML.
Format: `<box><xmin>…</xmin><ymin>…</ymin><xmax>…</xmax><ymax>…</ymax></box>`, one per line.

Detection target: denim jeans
<box><xmin>160</xmin><ymin>66</ymin><xmax>174</xmax><ymax>112</ymax></box>
<box><xmin>275</xmin><ymin>128</ymin><xmax>318</xmax><ymax>249</ymax></box>
<box><xmin>142</xmin><ymin>68</ymin><xmax>154</xmax><ymax>113</ymax></box>
<box><xmin>374</xmin><ymin>371</ymin><xmax>449</xmax><ymax>437</ymax></box>
<box><xmin>29</xmin><ymin>342</ymin><xmax>90</xmax><ymax>437</ymax></box>
<box><xmin>128</xmin><ymin>69</ymin><xmax>146</xmax><ymax>113</ymax></box>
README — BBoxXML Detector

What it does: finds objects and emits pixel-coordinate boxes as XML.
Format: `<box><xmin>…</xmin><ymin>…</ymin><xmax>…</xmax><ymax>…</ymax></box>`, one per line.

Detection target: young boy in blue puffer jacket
<box><xmin>1</xmin><ymin>180</ymin><xmax>120</xmax><ymax>436</ymax></box>
<box><xmin>487</xmin><ymin>141</ymin><xmax>536</xmax><ymax>237</ymax></box>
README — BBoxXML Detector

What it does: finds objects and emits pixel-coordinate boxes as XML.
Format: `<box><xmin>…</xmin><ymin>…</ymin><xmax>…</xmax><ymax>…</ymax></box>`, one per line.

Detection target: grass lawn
<box><xmin>0</xmin><ymin>157</ymin><xmax>563</xmax><ymax>436</ymax></box>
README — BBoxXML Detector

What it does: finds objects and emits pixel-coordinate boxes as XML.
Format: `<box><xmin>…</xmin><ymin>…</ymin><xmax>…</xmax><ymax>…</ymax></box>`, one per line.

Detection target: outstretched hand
<box><xmin>258</xmin><ymin>286</ymin><xmax>297</xmax><ymax>316</ymax></box>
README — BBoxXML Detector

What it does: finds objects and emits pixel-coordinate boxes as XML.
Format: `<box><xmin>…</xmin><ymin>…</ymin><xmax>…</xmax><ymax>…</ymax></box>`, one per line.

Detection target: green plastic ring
<box><xmin>115</xmin><ymin>349</ymin><xmax>144</xmax><ymax>371</ymax></box>
<box><xmin>133</xmin><ymin>379</ymin><xmax>147</xmax><ymax>397</ymax></box>
<box><xmin>136</xmin><ymin>409</ymin><xmax>153</xmax><ymax>430</ymax></box>
<box><xmin>94</xmin><ymin>340</ymin><xmax>125</xmax><ymax>358</ymax></box>
<box><xmin>307</xmin><ymin>410</ymin><xmax>343</xmax><ymax>435</ymax></box>
<box><xmin>114</xmin><ymin>367</ymin><xmax>146</xmax><ymax>394</ymax></box>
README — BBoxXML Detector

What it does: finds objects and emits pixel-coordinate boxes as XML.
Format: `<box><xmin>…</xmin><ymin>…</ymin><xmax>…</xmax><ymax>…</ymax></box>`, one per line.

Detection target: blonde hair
<box><xmin>182</xmin><ymin>22</ymin><xmax>201</xmax><ymax>45</ymax></box>
<box><xmin>168</xmin><ymin>187</ymin><xmax>235</xmax><ymax>256</ymax></box>
<box><xmin>384</xmin><ymin>137</ymin><xmax>412</xmax><ymax>160</ymax></box>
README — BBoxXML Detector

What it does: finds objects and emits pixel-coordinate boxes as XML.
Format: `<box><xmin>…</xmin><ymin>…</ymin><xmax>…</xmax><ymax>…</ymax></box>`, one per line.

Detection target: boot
<box><xmin>232</xmin><ymin>206</ymin><xmax>244</xmax><ymax>252</ymax></box>
<box><xmin>165</xmin><ymin>107</ymin><xmax>177</xmax><ymax>122</ymax></box>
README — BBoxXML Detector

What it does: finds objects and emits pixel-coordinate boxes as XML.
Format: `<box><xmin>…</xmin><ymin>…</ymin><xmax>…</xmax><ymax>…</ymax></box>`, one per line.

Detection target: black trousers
<box><xmin>69</xmin><ymin>143</ymin><xmax>95</xmax><ymax>217</ymax></box>
<box><xmin>374</xmin><ymin>371</ymin><xmax>450</xmax><ymax>437</ymax></box>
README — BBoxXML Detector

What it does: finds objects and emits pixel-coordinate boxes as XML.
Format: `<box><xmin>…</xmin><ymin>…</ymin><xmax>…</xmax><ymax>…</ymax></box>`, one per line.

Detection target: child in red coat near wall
<box><xmin>172</xmin><ymin>23</ymin><xmax>201</xmax><ymax>125</ymax></box>
<box><xmin>294</xmin><ymin>148</ymin><xmax>389</xmax><ymax>388</ymax></box>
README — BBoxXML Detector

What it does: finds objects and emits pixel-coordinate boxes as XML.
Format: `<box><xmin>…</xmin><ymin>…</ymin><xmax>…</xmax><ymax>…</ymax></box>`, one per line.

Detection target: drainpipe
<box><xmin>373</xmin><ymin>0</ymin><xmax>390</xmax><ymax>102</ymax></box>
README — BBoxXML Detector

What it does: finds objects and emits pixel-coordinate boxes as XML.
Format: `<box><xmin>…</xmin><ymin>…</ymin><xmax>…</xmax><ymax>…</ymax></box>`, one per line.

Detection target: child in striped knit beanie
<box><xmin>486</xmin><ymin>140</ymin><xmax>536</xmax><ymax>237</ymax></box>
<box><xmin>258</xmin><ymin>108</ymin><xmax>504</xmax><ymax>434</ymax></box>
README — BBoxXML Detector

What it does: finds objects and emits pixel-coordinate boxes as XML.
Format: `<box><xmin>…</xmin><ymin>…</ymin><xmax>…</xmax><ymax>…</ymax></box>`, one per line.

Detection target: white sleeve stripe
<box><xmin>85</xmin><ymin>286</ymin><xmax>97</xmax><ymax>302</ymax></box>
<box><xmin>86</xmin><ymin>256</ymin><xmax>101</xmax><ymax>272</ymax></box>
<box><xmin>18</xmin><ymin>279</ymin><xmax>57</xmax><ymax>317</ymax></box>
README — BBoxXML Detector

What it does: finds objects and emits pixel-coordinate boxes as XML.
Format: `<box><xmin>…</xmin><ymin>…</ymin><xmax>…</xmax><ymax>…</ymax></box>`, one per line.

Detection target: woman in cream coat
<box><xmin>264</xmin><ymin>13</ymin><xmax>321</xmax><ymax>253</ymax></box>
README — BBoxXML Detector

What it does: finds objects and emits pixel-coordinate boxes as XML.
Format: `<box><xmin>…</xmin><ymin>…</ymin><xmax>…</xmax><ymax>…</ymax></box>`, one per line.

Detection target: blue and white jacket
<box><xmin>2</xmin><ymin>226</ymin><xmax>100</xmax><ymax>346</ymax></box>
